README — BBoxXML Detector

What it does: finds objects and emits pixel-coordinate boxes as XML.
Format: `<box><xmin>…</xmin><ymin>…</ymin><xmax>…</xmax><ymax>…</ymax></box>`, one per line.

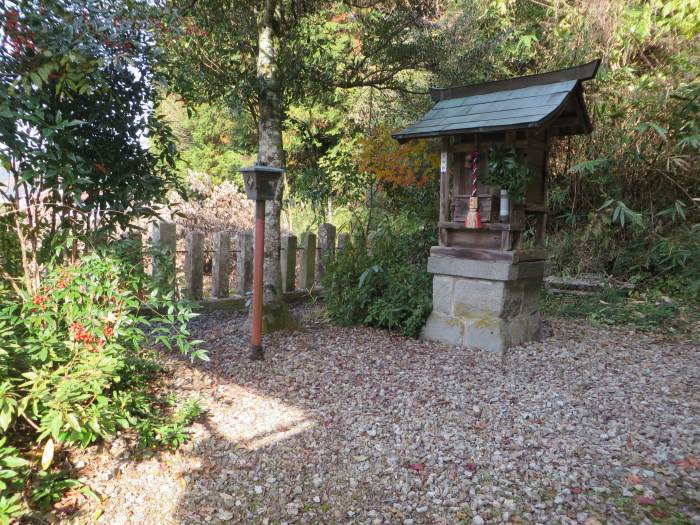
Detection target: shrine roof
<box><xmin>393</xmin><ymin>60</ymin><xmax>600</xmax><ymax>142</ymax></box>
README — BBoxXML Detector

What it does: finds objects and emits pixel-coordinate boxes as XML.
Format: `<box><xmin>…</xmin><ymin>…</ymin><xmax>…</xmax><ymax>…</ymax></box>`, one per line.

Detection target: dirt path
<box><xmin>62</xmin><ymin>306</ymin><xmax>699</xmax><ymax>524</ymax></box>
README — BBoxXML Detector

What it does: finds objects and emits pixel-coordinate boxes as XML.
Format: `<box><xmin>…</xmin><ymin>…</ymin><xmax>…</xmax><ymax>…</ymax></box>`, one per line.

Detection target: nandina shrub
<box><xmin>0</xmin><ymin>242</ymin><xmax>204</xmax><ymax>520</ymax></box>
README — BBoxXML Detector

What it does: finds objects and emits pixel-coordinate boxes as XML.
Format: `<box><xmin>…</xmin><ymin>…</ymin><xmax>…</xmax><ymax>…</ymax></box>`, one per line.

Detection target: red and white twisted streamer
<box><xmin>471</xmin><ymin>151</ymin><xmax>479</xmax><ymax>197</ymax></box>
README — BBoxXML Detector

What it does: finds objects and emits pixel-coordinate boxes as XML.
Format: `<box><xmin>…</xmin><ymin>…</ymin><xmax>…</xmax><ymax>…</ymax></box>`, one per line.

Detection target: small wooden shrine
<box><xmin>393</xmin><ymin>60</ymin><xmax>600</xmax><ymax>351</ymax></box>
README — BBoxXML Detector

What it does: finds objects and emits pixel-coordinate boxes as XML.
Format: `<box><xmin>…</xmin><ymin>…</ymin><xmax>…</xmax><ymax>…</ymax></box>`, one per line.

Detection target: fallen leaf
<box><xmin>676</xmin><ymin>455</ymin><xmax>699</xmax><ymax>469</ymax></box>
<box><xmin>635</xmin><ymin>496</ymin><xmax>655</xmax><ymax>506</ymax></box>
<box><xmin>465</xmin><ymin>462</ymin><xmax>477</xmax><ymax>471</ymax></box>
<box><xmin>239</xmin><ymin>459</ymin><xmax>257</xmax><ymax>471</ymax></box>
<box><xmin>570</xmin><ymin>487</ymin><xmax>583</xmax><ymax>495</ymax></box>
<box><xmin>625</xmin><ymin>433</ymin><xmax>634</xmax><ymax>450</ymax></box>
<box><xmin>474</xmin><ymin>421</ymin><xmax>487</xmax><ymax>431</ymax></box>
<box><xmin>409</xmin><ymin>462</ymin><xmax>425</xmax><ymax>472</ymax></box>
<box><xmin>353</xmin><ymin>455</ymin><xmax>368</xmax><ymax>462</ymax></box>
<box><xmin>41</xmin><ymin>438</ymin><xmax>54</xmax><ymax>470</ymax></box>
<box><xmin>323</xmin><ymin>419</ymin><xmax>333</xmax><ymax>428</ymax></box>
<box><xmin>627</xmin><ymin>474</ymin><xmax>642</xmax><ymax>484</ymax></box>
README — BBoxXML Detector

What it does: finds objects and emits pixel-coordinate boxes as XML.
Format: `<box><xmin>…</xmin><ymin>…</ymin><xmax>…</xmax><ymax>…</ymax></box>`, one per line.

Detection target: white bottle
<box><xmin>499</xmin><ymin>189</ymin><xmax>510</xmax><ymax>223</ymax></box>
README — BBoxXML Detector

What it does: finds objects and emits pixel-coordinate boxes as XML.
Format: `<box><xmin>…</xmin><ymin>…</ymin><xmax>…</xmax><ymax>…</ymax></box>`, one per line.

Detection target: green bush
<box><xmin>323</xmin><ymin>214</ymin><xmax>434</xmax><ymax>337</ymax></box>
<box><xmin>0</xmin><ymin>242</ymin><xmax>205</xmax><ymax>521</ymax></box>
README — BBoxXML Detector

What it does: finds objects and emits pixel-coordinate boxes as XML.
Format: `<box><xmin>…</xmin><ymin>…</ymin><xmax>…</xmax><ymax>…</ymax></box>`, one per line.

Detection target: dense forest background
<box><xmin>162</xmin><ymin>0</ymin><xmax>699</xmax><ymax>289</ymax></box>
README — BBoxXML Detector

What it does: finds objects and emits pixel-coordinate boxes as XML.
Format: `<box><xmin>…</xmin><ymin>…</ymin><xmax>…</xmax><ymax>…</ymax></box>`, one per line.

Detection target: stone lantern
<box><xmin>240</xmin><ymin>164</ymin><xmax>284</xmax><ymax>360</ymax></box>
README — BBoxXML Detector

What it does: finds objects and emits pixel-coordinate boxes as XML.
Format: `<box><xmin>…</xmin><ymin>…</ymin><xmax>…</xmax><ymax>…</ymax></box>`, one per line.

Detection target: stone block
<box><xmin>184</xmin><ymin>231</ymin><xmax>204</xmax><ymax>300</ymax></box>
<box><xmin>237</xmin><ymin>232</ymin><xmax>253</xmax><ymax>294</ymax></box>
<box><xmin>502</xmin><ymin>281</ymin><xmax>525</xmax><ymax>318</ymax></box>
<box><xmin>337</xmin><ymin>232</ymin><xmax>350</xmax><ymax>253</ymax></box>
<box><xmin>515</xmin><ymin>261</ymin><xmax>547</xmax><ymax>279</ymax></box>
<box><xmin>505</xmin><ymin>316</ymin><xmax>528</xmax><ymax>347</ymax></box>
<box><xmin>422</xmin><ymin>255</ymin><xmax>545</xmax><ymax>352</ymax></box>
<box><xmin>521</xmin><ymin>278</ymin><xmax>542</xmax><ymax>315</ymax></box>
<box><xmin>211</xmin><ymin>231</ymin><xmax>231</xmax><ymax>298</ymax></box>
<box><xmin>428</xmin><ymin>256</ymin><xmax>517</xmax><ymax>281</ymax></box>
<box><xmin>420</xmin><ymin>311</ymin><xmax>463</xmax><ymax>346</ymax></box>
<box><xmin>432</xmin><ymin>275</ymin><xmax>455</xmax><ymax>315</ymax></box>
<box><xmin>281</xmin><ymin>234</ymin><xmax>297</xmax><ymax>292</ymax></box>
<box><xmin>453</xmin><ymin>278</ymin><xmax>506</xmax><ymax>316</ymax></box>
<box><xmin>316</xmin><ymin>223</ymin><xmax>336</xmax><ymax>285</ymax></box>
<box><xmin>299</xmin><ymin>232</ymin><xmax>316</xmax><ymax>290</ymax></box>
<box><xmin>463</xmin><ymin>316</ymin><xmax>508</xmax><ymax>352</ymax></box>
<box><xmin>151</xmin><ymin>221</ymin><xmax>176</xmax><ymax>279</ymax></box>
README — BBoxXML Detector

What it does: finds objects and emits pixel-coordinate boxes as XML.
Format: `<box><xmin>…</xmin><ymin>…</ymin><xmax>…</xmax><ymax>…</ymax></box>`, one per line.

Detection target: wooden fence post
<box><xmin>237</xmin><ymin>232</ymin><xmax>253</xmax><ymax>294</ymax></box>
<box><xmin>184</xmin><ymin>231</ymin><xmax>204</xmax><ymax>300</ymax></box>
<box><xmin>316</xmin><ymin>223</ymin><xmax>336</xmax><ymax>284</ymax></box>
<box><xmin>211</xmin><ymin>231</ymin><xmax>231</xmax><ymax>298</ymax></box>
<box><xmin>299</xmin><ymin>231</ymin><xmax>316</xmax><ymax>290</ymax></box>
<box><xmin>281</xmin><ymin>234</ymin><xmax>297</xmax><ymax>293</ymax></box>
<box><xmin>151</xmin><ymin>221</ymin><xmax>176</xmax><ymax>279</ymax></box>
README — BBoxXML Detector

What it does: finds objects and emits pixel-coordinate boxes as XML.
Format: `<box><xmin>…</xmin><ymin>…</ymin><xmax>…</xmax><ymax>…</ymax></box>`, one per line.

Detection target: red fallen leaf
<box><xmin>474</xmin><ymin>421</ymin><xmax>487</xmax><ymax>431</ymax></box>
<box><xmin>625</xmin><ymin>433</ymin><xmax>634</xmax><ymax>450</ymax></box>
<box><xmin>650</xmin><ymin>508</ymin><xmax>668</xmax><ymax>519</ymax></box>
<box><xmin>627</xmin><ymin>474</ymin><xmax>642</xmax><ymax>484</ymax></box>
<box><xmin>465</xmin><ymin>463</ymin><xmax>477</xmax><ymax>471</ymax></box>
<box><xmin>409</xmin><ymin>462</ymin><xmax>425</xmax><ymax>472</ymax></box>
<box><xmin>676</xmin><ymin>455</ymin><xmax>699</xmax><ymax>469</ymax></box>
<box><xmin>570</xmin><ymin>487</ymin><xmax>583</xmax><ymax>495</ymax></box>
<box><xmin>635</xmin><ymin>496</ymin><xmax>655</xmax><ymax>506</ymax></box>
<box><xmin>323</xmin><ymin>419</ymin><xmax>333</xmax><ymax>428</ymax></box>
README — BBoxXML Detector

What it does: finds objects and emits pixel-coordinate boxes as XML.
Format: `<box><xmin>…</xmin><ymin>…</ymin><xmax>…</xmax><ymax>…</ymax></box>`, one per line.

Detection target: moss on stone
<box><xmin>261</xmin><ymin>300</ymin><xmax>299</xmax><ymax>333</ymax></box>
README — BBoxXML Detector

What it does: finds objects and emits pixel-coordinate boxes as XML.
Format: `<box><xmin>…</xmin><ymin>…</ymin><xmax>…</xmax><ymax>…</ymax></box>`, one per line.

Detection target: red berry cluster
<box><xmin>70</xmin><ymin>321</ymin><xmax>96</xmax><ymax>344</ymax></box>
<box><xmin>32</xmin><ymin>294</ymin><xmax>48</xmax><ymax>309</ymax></box>
<box><xmin>69</xmin><ymin>322</ymin><xmax>110</xmax><ymax>352</ymax></box>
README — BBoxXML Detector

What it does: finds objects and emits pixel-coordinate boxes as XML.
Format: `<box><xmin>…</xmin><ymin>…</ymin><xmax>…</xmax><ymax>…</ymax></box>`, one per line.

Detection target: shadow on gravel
<box><xmin>164</xmin><ymin>305</ymin><xmax>482</xmax><ymax>524</ymax></box>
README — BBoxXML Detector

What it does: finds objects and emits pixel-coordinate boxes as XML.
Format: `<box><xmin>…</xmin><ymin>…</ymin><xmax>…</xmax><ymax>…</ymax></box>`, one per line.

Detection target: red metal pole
<box><xmin>250</xmin><ymin>199</ymin><xmax>265</xmax><ymax>360</ymax></box>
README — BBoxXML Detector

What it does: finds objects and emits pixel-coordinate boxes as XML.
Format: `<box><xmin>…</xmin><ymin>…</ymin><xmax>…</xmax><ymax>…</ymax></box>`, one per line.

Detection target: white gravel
<box><xmin>60</xmin><ymin>305</ymin><xmax>699</xmax><ymax>524</ymax></box>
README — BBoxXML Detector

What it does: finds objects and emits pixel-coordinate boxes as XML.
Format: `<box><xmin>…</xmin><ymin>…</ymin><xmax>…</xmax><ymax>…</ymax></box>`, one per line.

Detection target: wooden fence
<box><xmin>144</xmin><ymin>221</ymin><xmax>349</xmax><ymax>304</ymax></box>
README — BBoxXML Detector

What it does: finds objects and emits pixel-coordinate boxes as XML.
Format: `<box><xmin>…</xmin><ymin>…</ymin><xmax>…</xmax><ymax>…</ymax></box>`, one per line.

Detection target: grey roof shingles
<box><xmin>392</xmin><ymin>60</ymin><xmax>600</xmax><ymax>142</ymax></box>
<box><xmin>394</xmin><ymin>80</ymin><xmax>576</xmax><ymax>140</ymax></box>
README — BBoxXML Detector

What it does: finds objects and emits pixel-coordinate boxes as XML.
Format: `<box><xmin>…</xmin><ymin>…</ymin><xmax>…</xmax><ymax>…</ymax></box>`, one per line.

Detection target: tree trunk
<box><xmin>255</xmin><ymin>0</ymin><xmax>296</xmax><ymax>330</ymax></box>
<box><xmin>257</xmin><ymin>0</ymin><xmax>284</xmax><ymax>304</ymax></box>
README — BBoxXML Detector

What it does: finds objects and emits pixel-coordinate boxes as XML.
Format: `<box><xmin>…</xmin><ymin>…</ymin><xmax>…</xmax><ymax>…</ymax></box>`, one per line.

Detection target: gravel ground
<box><xmin>60</xmin><ymin>304</ymin><xmax>699</xmax><ymax>524</ymax></box>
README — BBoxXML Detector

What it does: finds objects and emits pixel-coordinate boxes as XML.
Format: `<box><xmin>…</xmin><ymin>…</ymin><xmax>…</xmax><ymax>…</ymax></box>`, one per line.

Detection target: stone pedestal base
<box><xmin>421</xmin><ymin>256</ymin><xmax>545</xmax><ymax>352</ymax></box>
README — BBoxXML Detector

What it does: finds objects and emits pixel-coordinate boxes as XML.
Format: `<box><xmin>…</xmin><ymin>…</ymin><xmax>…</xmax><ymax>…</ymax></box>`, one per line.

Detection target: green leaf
<box><xmin>66</xmin><ymin>413</ymin><xmax>81</xmax><ymax>433</ymax></box>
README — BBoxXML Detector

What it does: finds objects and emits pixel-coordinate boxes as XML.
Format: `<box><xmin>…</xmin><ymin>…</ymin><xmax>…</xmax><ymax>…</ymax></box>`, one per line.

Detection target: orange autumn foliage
<box><xmin>358</xmin><ymin>125</ymin><xmax>439</xmax><ymax>187</ymax></box>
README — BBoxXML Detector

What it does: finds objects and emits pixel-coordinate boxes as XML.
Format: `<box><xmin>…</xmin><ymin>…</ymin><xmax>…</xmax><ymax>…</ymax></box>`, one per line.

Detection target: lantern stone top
<box><xmin>240</xmin><ymin>164</ymin><xmax>284</xmax><ymax>201</ymax></box>
<box><xmin>393</xmin><ymin>60</ymin><xmax>600</xmax><ymax>143</ymax></box>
